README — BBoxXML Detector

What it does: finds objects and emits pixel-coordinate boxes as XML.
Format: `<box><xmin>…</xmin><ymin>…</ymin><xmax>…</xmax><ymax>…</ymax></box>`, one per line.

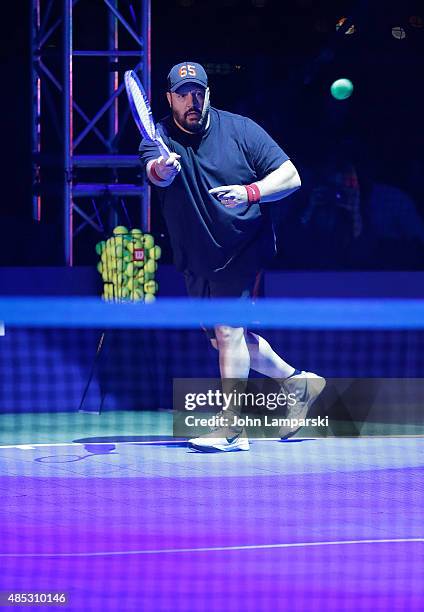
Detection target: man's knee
<box><xmin>214</xmin><ymin>325</ymin><xmax>245</xmax><ymax>348</ymax></box>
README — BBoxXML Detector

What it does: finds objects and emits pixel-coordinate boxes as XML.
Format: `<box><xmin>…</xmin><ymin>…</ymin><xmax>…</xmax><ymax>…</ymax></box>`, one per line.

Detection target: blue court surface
<box><xmin>1</xmin><ymin>436</ymin><xmax>423</xmax><ymax>611</ymax></box>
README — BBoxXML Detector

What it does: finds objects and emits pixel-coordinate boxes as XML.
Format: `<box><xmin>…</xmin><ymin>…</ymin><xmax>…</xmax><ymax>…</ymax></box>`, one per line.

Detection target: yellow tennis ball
<box><xmin>115</xmin><ymin>258</ymin><xmax>125</xmax><ymax>273</ymax></box>
<box><xmin>97</xmin><ymin>261</ymin><xmax>103</xmax><ymax>274</ymax></box>
<box><xmin>144</xmin><ymin>293</ymin><xmax>156</xmax><ymax>304</ymax></box>
<box><xmin>130</xmin><ymin>287</ymin><xmax>144</xmax><ymax>302</ymax></box>
<box><xmin>102</xmin><ymin>270</ymin><xmax>111</xmax><ymax>283</ymax></box>
<box><xmin>148</xmin><ymin>245</ymin><xmax>161</xmax><ymax>260</ymax></box>
<box><xmin>113</xmin><ymin>225</ymin><xmax>129</xmax><ymax>236</ymax></box>
<box><xmin>145</xmin><ymin>259</ymin><xmax>157</xmax><ymax>274</ymax></box>
<box><xmin>108</xmin><ymin>257</ymin><xmax>117</xmax><ymax>271</ymax></box>
<box><xmin>130</xmin><ymin>228</ymin><xmax>143</xmax><ymax>238</ymax></box>
<box><xmin>144</xmin><ymin>280</ymin><xmax>158</xmax><ymax>294</ymax></box>
<box><xmin>136</xmin><ymin>269</ymin><xmax>145</xmax><ymax>282</ymax></box>
<box><xmin>114</xmin><ymin>286</ymin><xmax>123</xmax><ymax>299</ymax></box>
<box><xmin>125</xmin><ymin>262</ymin><xmax>134</xmax><ymax>277</ymax></box>
<box><xmin>143</xmin><ymin>234</ymin><xmax>154</xmax><ymax>249</ymax></box>
<box><xmin>126</xmin><ymin>277</ymin><xmax>139</xmax><ymax>292</ymax></box>
<box><xmin>128</xmin><ymin>239</ymin><xmax>143</xmax><ymax>257</ymax></box>
<box><xmin>143</xmin><ymin>271</ymin><xmax>154</xmax><ymax>281</ymax></box>
<box><xmin>112</xmin><ymin>271</ymin><xmax>124</xmax><ymax>286</ymax></box>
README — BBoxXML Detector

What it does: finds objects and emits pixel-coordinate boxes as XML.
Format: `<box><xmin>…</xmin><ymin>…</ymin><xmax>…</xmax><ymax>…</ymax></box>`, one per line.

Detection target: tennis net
<box><xmin>1</xmin><ymin>297</ymin><xmax>423</xmax><ymax>442</ymax></box>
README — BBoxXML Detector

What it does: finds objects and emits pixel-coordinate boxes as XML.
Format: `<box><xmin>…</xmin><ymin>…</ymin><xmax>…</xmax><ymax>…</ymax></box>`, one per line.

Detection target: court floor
<box><xmin>0</xmin><ymin>420</ymin><xmax>423</xmax><ymax>611</ymax></box>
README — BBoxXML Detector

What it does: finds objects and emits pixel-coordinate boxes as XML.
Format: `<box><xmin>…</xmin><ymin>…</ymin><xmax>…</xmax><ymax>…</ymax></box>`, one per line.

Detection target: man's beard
<box><xmin>172</xmin><ymin>107</ymin><xmax>203</xmax><ymax>134</ymax></box>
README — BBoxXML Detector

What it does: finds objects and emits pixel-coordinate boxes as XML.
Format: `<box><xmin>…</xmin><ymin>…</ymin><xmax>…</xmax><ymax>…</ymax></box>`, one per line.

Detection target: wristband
<box><xmin>245</xmin><ymin>183</ymin><xmax>261</xmax><ymax>204</ymax></box>
<box><xmin>150</xmin><ymin>160</ymin><xmax>166</xmax><ymax>183</ymax></box>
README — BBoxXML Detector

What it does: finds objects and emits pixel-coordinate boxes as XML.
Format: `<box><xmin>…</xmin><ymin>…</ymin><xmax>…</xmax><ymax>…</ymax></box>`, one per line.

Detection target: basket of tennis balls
<box><xmin>95</xmin><ymin>226</ymin><xmax>161</xmax><ymax>303</ymax></box>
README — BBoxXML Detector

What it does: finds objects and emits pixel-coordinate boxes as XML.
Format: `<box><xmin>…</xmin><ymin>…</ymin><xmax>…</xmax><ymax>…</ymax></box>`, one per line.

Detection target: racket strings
<box><xmin>129</xmin><ymin>79</ymin><xmax>155</xmax><ymax>138</ymax></box>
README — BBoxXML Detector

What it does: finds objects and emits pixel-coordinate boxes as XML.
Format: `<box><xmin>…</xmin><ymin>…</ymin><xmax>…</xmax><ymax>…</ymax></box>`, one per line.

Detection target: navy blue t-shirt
<box><xmin>138</xmin><ymin>107</ymin><xmax>289</xmax><ymax>279</ymax></box>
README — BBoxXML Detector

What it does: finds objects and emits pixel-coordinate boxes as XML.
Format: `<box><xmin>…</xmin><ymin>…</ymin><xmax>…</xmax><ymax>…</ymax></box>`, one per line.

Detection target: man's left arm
<box><xmin>208</xmin><ymin>160</ymin><xmax>301</xmax><ymax>208</ymax></box>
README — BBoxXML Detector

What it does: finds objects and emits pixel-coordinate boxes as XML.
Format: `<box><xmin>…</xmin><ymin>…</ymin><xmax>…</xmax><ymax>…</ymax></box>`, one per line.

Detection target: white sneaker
<box><xmin>188</xmin><ymin>416</ymin><xmax>250</xmax><ymax>452</ymax></box>
<box><xmin>279</xmin><ymin>371</ymin><xmax>326</xmax><ymax>440</ymax></box>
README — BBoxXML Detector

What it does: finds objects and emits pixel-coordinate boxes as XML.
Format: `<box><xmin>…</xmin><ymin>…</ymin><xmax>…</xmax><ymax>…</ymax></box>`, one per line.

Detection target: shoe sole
<box><xmin>280</xmin><ymin>374</ymin><xmax>326</xmax><ymax>440</ymax></box>
<box><xmin>188</xmin><ymin>440</ymin><xmax>250</xmax><ymax>453</ymax></box>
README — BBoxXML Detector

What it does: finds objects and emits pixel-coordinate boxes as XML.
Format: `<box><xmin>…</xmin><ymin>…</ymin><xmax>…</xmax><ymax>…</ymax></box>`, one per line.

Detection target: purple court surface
<box><xmin>1</xmin><ymin>437</ymin><xmax>423</xmax><ymax>611</ymax></box>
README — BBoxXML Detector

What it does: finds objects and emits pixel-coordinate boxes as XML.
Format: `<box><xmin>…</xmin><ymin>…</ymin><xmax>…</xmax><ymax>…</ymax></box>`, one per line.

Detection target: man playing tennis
<box><xmin>139</xmin><ymin>61</ymin><xmax>325</xmax><ymax>452</ymax></box>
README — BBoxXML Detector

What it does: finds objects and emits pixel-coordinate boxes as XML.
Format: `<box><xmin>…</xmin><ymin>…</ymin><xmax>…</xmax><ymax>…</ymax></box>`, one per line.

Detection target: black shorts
<box><xmin>184</xmin><ymin>270</ymin><xmax>263</xmax><ymax>339</ymax></box>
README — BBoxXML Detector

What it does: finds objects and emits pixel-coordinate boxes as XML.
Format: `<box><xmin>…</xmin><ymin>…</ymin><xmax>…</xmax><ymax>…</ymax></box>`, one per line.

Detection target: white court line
<box><xmin>0</xmin><ymin>441</ymin><xmax>185</xmax><ymax>449</ymax></box>
<box><xmin>1</xmin><ymin>436</ymin><xmax>424</xmax><ymax>450</ymax></box>
<box><xmin>0</xmin><ymin>538</ymin><xmax>423</xmax><ymax>558</ymax></box>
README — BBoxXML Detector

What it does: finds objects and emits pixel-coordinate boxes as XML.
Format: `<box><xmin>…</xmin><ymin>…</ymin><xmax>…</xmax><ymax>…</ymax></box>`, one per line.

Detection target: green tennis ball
<box><xmin>144</xmin><ymin>280</ymin><xmax>158</xmax><ymax>294</ymax></box>
<box><xmin>95</xmin><ymin>241</ymin><xmax>106</xmax><ymax>255</ymax></box>
<box><xmin>126</xmin><ymin>277</ymin><xmax>139</xmax><ymax>292</ymax></box>
<box><xmin>102</xmin><ymin>270</ymin><xmax>111</xmax><ymax>283</ymax></box>
<box><xmin>145</xmin><ymin>259</ymin><xmax>157</xmax><ymax>274</ymax></box>
<box><xmin>103</xmin><ymin>283</ymin><xmax>113</xmax><ymax>299</ymax></box>
<box><xmin>112</xmin><ymin>272</ymin><xmax>124</xmax><ymax>286</ymax></box>
<box><xmin>113</xmin><ymin>225</ymin><xmax>129</xmax><ymax>236</ymax></box>
<box><xmin>144</xmin><ymin>293</ymin><xmax>156</xmax><ymax>304</ymax></box>
<box><xmin>149</xmin><ymin>245</ymin><xmax>161</xmax><ymax>260</ymax></box>
<box><xmin>143</xmin><ymin>234</ymin><xmax>154</xmax><ymax>249</ymax></box>
<box><xmin>136</xmin><ymin>269</ymin><xmax>145</xmax><ymax>282</ymax></box>
<box><xmin>107</xmin><ymin>257</ymin><xmax>117</xmax><ymax>270</ymax></box>
<box><xmin>143</xmin><ymin>271</ymin><xmax>154</xmax><ymax>281</ymax></box>
<box><xmin>116</xmin><ymin>258</ymin><xmax>126</xmax><ymax>273</ymax></box>
<box><xmin>130</xmin><ymin>228</ymin><xmax>143</xmax><ymax>237</ymax></box>
<box><xmin>130</xmin><ymin>287</ymin><xmax>144</xmax><ymax>302</ymax></box>
<box><xmin>330</xmin><ymin>78</ymin><xmax>353</xmax><ymax>100</ymax></box>
<box><xmin>125</xmin><ymin>262</ymin><xmax>134</xmax><ymax>277</ymax></box>
<box><xmin>134</xmin><ymin>260</ymin><xmax>144</xmax><ymax>268</ymax></box>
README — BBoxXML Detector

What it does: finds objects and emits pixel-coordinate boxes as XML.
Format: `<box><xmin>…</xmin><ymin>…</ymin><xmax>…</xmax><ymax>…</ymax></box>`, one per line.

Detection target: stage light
<box><xmin>336</xmin><ymin>17</ymin><xmax>355</xmax><ymax>35</ymax></box>
<box><xmin>392</xmin><ymin>26</ymin><xmax>406</xmax><ymax>39</ymax></box>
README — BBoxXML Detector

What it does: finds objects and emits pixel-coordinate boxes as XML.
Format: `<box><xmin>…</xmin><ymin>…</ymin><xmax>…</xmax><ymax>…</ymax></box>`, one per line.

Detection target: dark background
<box><xmin>2</xmin><ymin>0</ymin><xmax>424</xmax><ymax>269</ymax></box>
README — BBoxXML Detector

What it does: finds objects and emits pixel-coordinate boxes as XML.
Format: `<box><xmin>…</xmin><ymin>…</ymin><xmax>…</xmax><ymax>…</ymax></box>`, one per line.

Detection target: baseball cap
<box><xmin>167</xmin><ymin>61</ymin><xmax>208</xmax><ymax>92</ymax></box>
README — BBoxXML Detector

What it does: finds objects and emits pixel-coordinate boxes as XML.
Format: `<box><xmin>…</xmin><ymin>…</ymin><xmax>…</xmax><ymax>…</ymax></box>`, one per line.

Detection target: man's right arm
<box><xmin>146</xmin><ymin>153</ymin><xmax>181</xmax><ymax>187</ymax></box>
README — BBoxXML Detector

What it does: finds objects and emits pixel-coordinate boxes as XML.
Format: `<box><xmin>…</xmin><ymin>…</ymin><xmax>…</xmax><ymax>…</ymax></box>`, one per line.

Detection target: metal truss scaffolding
<box><xmin>31</xmin><ymin>0</ymin><xmax>151</xmax><ymax>265</ymax></box>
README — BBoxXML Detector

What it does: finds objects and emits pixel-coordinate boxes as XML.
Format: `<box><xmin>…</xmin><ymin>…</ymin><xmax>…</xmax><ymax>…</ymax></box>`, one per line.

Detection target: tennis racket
<box><xmin>124</xmin><ymin>70</ymin><xmax>171</xmax><ymax>159</ymax></box>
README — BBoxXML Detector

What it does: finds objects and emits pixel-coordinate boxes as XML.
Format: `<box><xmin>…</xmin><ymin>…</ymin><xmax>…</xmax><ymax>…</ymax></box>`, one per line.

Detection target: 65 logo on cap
<box><xmin>179</xmin><ymin>64</ymin><xmax>197</xmax><ymax>78</ymax></box>
<box><xmin>167</xmin><ymin>61</ymin><xmax>208</xmax><ymax>92</ymax></box>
